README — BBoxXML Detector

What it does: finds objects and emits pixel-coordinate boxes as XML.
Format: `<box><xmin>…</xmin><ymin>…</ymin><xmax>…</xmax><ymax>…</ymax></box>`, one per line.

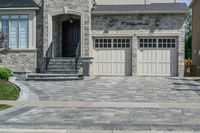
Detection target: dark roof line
<box><xmin>0</xmin><ymin>0</ymin><xmax>39</xmax><ymax>8</ymax></box>
<box><xmin>92</xmin><ymin>3</ymin><xmax>190</xmax><ymax>14</ymax></box>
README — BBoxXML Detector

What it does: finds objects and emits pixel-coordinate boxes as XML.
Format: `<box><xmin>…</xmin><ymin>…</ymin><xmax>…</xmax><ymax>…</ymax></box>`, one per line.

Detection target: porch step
<box><xmin>28</xmin><ymin>58</ymin><xmax>83</xmax><ymax>81</ymax></box>
<box><xmin>26</xmin><ymin>74</ymin><xmax>83</xmax><ymax>81</ymax></box>
<box><xmin>47</xmin><ymin>66</ymin><xmax>80</xmax><ymax>70</ymax></box>
<box><xmin>45</xmin><ymin>69</ymin><xmax>79</xmax><ymax>74</ymax></box>
<box><xmin>48</xmin><ymin>60</ymin><xmax>82</xmax><ymax>66</ymax></box>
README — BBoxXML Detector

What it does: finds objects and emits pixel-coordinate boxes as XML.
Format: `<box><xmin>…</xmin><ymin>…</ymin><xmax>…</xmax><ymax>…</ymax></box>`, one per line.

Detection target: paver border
<box><xmin>0</xmin><ymin>129</ymin><xmax>199</xmax><ymax>133</ymax></box>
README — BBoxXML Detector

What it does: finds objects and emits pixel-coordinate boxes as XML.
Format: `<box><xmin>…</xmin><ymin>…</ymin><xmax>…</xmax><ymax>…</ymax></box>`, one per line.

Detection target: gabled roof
<box><xmin>92</xmin><ymin>3</ymin><xmax>190</xmax><ymax>14</ymax></box>
<box><xmin>0</xmin><ymin>0</ymin><xmax>39</xmax><ymax>9</ymax></box>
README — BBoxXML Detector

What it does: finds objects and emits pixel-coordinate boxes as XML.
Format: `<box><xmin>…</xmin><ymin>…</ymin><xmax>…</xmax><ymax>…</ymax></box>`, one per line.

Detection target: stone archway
<box><xmin>47</xmin><ymin>7</ymin><xmax>84</xmax><ymax>57</ymax></box>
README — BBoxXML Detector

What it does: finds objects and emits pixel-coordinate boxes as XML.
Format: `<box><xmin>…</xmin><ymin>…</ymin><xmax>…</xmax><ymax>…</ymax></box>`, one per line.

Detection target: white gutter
<box><xmin>0</xmin><ymin>7</ymin><xmax>39</xmax><ymax>10</ymax></box>
<box><xmin>91</xmin><ymin>10</ymin><xmax>190</xmax><ymax>15</ymax></box>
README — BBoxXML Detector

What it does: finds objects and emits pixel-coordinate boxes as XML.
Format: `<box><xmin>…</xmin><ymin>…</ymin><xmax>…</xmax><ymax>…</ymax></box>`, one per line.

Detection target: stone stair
<box><xmin>26</xmin><ymin>58</ymin><xmax>83</xmax><ymax>81</ymax></box>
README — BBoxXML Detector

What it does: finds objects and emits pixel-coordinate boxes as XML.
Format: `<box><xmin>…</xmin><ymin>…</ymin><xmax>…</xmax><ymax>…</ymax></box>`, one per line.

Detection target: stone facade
<box><xmin>34</xmin><ymin>0</ymin><xmax>44</xmax><ymax>72</ymax></box>
<box><xmin>91</xmin><ymin>14</ymin><xmax>185</xmax><ymax>76</ymax></box>
<box><xmin>95</xmin><ymin>0</ymin><xmax>180</xmax><ymax>5</ymax></box>
<box><xmin>0</xmin><ymin>50</ymin><xmax>37</xmax><ymax>72</ymax></box>
<box><xmin>42</xmin><ymin>0</ymin><xmax>91</xmax><ymax>57</ymax></box>
<box><xmin>0</xmin><ymin>0</ymin><xmax>187</xmax><ymax>77</ymax></box>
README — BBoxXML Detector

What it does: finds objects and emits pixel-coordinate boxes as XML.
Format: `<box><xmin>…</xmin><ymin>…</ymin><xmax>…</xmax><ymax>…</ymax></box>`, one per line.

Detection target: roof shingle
<box><xmin>0</xmin><ymin>0</ymin><xmax>38</xmax><ymax>8</ymax></box>
<box><xmin>92</xmin><ymin>3</ymin><xmax>190</xmax><ymax>14</ymax></box>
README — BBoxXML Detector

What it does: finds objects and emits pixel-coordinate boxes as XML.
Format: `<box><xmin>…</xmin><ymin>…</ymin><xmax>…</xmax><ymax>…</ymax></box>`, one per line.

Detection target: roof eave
<box><xmin>0</xmin><ymin>7</ymin><xmax>39</xmax><ymax>10</ymax></box>
<box><xmin>91</xmin><ymin>11</ymin><xmax>190</xmax><ymax>15</ymax></box>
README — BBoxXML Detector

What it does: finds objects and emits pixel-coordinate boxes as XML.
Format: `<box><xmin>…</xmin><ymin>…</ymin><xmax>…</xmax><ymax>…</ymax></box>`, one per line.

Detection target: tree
<box><xmin>185</xmin><ymin>13</ymin><xmax>192</xmax><ymax>59</ymax></box>
<box><xmin>0</xmin><ymin>32</ymin><xmax>9</xmax><ymax>63</ymax></box>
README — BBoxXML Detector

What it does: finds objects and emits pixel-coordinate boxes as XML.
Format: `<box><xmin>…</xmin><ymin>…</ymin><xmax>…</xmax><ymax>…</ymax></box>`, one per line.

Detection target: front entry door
<box><xmin>62</xmin><ymin>20</ymin><xmax>80</xmax><ymax>57</ymax></box>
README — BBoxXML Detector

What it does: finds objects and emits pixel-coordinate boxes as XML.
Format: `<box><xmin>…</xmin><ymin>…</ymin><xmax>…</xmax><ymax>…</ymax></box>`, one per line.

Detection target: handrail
<box><xmin>43</xmin><ymin>39</ymin><xmax>56</xmax><ymax>72</ymax></box>
<box><xmin>46</xmin><ymin>39</ymin><xmax>56</xmax><ymax>58</ymax></box>
<box><xmin>75</xmin><ymin>41</ymin><xmax>80</xmax><ymax>70</ymax></box>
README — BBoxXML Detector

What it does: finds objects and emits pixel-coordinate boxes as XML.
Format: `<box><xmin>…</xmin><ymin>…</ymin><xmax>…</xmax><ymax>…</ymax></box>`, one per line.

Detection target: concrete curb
<box><xmin>9</xmin><ymin>77</ymin><xmax>39</xmax><ymax>102</ymax></box>
<box><xmin>0</xmin><ymin>129</ymin><xmax>199</xmax><ymax>133</ymax></box>
<box><xmin>1</xmin><ymin>101</ymin><xmax>200</xmax><ymax>109</ymax></box>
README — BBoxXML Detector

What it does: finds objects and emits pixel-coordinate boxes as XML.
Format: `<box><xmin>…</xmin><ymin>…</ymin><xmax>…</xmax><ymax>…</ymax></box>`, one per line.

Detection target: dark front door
<box><xmin>62</xmin><ymin>20</ymin><xmax>80</xmax><ymax>57</ymax></box>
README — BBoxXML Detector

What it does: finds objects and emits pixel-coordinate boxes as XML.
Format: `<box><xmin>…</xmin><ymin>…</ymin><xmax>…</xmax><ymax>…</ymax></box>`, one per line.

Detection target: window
<box><xmin>20</xmin><ymin>15</ymin><xmax>29</xmax><ymax>48</ymax></box>
<box><xmin>139</xmin><ymin>38</ymin><xmax>176</xmax><ymax>49</ymax></box>
<box><xmin>0</xmin><ymin>15</ymin><xmax>29</xmax><ymax>49</ymax></box>
<box><xmin>94</xmin><ymin>38</ymin><xmax>131</xmax><ymax>49</ymax></box>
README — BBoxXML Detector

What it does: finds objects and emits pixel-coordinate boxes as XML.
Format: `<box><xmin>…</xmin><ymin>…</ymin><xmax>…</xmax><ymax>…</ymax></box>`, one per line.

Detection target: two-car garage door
<box><xmin>93</xmin><ymin>37</ymin><xmax>178</xmax><ymax>76</ymax></box>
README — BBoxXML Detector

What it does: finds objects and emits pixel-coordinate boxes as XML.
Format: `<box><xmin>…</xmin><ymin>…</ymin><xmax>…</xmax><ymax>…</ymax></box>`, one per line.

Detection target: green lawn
<box><xmin>0</xmin><ymin>80</ymin><xmax>19</xmax><ymax>100</ymax></box>
<box><xmin>194</xmin><ymin>79</ymin><xmax>200</xmax><ymax>84</ymax></box>
<box><xmin>0</xmin><ymin>104</ymin><xmax>11</xmax><ymax>110</ymax></box>
<box><xmin>0</xmin><ymin>80</ymin><xmax>19</xmax><ymax>110</ymax></box>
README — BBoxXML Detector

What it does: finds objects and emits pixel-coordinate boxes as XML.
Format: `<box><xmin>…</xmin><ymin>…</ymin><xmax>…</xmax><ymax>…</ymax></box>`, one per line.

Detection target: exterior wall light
<box><xmin>109</xmin><ymin>19</ymin><xmax>114</xmax><ymax>27</ymax></box>
<box><xmin>155</xmin><ymin>17</ymin><xmax>160</xmax><ymax>27</ymax></box>
<box><xmin>69</xmin><ymin>17</ymin><xmax>73</xmax><ymax>24</ymax></box>
<box><xmin>104</xmin><ymin>29</ymin><xmax>109</xmax><ymax>33</ymax></box>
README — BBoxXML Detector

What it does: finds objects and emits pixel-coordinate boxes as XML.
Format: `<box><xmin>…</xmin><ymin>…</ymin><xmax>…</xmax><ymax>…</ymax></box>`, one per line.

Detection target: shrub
<box><xmin>0</xmin><ymin>68</ymin><xmax>12</xmax><ymax>80</ymax></box>
<box><xmin>2</xmin><ymin>67</ymin><xmax>12</xmax><ymax>77</ymax></box>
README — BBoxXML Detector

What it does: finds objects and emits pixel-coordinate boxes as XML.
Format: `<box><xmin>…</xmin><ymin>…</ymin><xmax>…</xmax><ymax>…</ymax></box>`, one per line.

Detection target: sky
<box><xmin>182</xmin><ymin>0</ymin><xmax>192</xmax><ymax>4</ymax></box>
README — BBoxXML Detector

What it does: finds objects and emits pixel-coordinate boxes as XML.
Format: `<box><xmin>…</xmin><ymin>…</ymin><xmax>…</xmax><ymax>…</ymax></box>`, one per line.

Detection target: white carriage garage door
<box><xmin>93</xmin><ymin>38</ymin><xmax>132</xmax><ymax>76</ymax></box>
<box><xmin>138</xmin><ymin>38</ymin><xmax>178</xmax><ymax>76</ymax></box>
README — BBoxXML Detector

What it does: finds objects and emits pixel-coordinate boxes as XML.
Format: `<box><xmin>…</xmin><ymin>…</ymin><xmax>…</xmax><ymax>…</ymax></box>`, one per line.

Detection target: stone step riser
<box><xmin>47</xmin><ymin>66</ymin><xmax>81</xmax><ymax>69</ymax></box>
<box><xmin>27</xmin><ymin>75</ymin><xmax>81</xmax><ymax>78</ymax></box>
<box><xmin>26</xmin><ymin>77</ymin><xmax>83</xmax><ymax>81</ymax></box>
<box><xmin>45</xmin><ymin>71</ymin><xmax>79</xmax><ymax>74</ymax></box>
<box><xmin>47</xmin><ymin>67</ymin><xmax>75</xmax><ymax>70</ymax></box>
<box><xmin>48</xmin><ymin>61</ymin><xmax>82</xmax><ymax>64</ymax></box>
<box><xmin>49</xmin><ymin>60</ymin><xmax>82</xmax><ymax>63</ymax></box>
<box><xmin>46</xmin><ymin>69</ymin><xmax>79</xmax><ymax>72</ymax></box>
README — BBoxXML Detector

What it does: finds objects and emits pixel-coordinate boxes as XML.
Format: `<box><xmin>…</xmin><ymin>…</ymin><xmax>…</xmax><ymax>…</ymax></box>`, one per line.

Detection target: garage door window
<box><xmin>94</xmin><ymin>38</ymin><xmax>131</xmax><ymax>49</ymax></box>
<box><xmin>139</xmin><ymin>38</ymin><xmax>176</xmax><ymax>49</ymax></box>
<box><xmin>140</xmin><ymin>39</ymin><xmax>157</xmax><ymax>48</ymax></box>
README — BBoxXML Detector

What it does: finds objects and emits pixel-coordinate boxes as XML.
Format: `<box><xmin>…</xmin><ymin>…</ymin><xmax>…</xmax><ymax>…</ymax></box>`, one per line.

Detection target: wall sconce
<box><xmin>109</xmin><ymin>19</ymin><xmax>114</xmax><ymax>27</ymax></box>
<box><xmin>104</xmin><ymin>29</ymin><xmax>109</xmax><ymax>33</ymax></box>
<box><xmin>155</xmin><ymin>17</ymin><xmax>160</xmax><ymax>27</ymax></box>
<box><xmin>69</xmin><ymin>17</ymin><xmax>73</xmax><ymax>24</ymax></box>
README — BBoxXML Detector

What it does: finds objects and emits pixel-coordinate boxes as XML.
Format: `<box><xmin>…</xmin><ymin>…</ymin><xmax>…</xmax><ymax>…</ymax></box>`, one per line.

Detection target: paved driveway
<box><xmin>22</xmin><ymin>77</ymin><xmax>200</xmax><ymax>102</ymax></box>
<box><xmin>1</xmin><ymin>77</ymin><xmax>200</xmax><ymax>132</ymax></box>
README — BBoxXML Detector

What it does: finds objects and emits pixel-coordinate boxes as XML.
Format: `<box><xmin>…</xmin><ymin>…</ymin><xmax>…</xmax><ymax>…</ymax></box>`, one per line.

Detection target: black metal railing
<box><xmin>40</xmin><ymin>40</ymin><xmax>56</xmax><ymax>73</ymax></box>
<box><xmin>75</xmin><ymin>41</ymin><xmax>80</xmax><ymax>70</ymax></box>
<box><xmin>46</xmin><ymin>40</ymin><xmax>56</xmax><ymax>58</ymax></box>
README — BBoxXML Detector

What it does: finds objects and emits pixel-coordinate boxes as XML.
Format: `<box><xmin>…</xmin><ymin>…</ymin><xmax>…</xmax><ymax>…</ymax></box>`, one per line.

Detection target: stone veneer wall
<box><xmin>0</xmin><ymin>50</ymin><xmax>37</xmax><ymax>72</ymax></box>
<box><xmin>91</xmin><ymin>14</ymin><xmax>185</xmax><ymax>76</ymax></box>
<box><xmin>33</xmin><ymin>0</ymin><xmax>44</xmax><ymax>72</ymax></box>
<box><xmin>42</xmin><ymin>0</ymin><xmax>91</xmax><ymax>58</ymax></box>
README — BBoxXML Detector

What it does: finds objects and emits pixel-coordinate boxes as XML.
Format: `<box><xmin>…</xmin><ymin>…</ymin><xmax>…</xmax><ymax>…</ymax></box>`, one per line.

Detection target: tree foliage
<box><xmin>185</xmin><ymin>13</ymin><xmax>192</xmax><ymax>59</ymax></box>
<box><xmin>0</xmin><ymin>32</ymin><xmax>10</xmax><ymax>63</ymax></box>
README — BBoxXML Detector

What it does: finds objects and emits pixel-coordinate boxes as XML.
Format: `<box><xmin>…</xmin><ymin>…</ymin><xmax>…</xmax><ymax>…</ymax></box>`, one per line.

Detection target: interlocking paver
<box><xmin>19</xmin><ymin>77</ymin><xmax>200</xmax><ymax>102</ymax></box>
<box><xmin>0</xmin><ymin>77</ymin><xmax>200</xmax><ymax>131</ymax></box>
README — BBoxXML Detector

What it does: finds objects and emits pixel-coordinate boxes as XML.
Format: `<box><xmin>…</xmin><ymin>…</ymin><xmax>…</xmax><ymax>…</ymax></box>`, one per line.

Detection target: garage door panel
<box><xmin>138</xmin><ymin>38</ymin><xmax>177</xmax><ymax>76</ymax></box>
<box><xmin>94</xmin><ymin>38</ymin><xmax>132</xmax><ymax>76</ymax></box>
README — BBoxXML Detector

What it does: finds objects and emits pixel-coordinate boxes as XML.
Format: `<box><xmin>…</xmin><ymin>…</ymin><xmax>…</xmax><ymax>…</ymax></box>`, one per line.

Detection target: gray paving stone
<box><xmin>0</xmin><ymin>77</ymin><xmax>200</xmax><ymax>131</ymax></box>
<box><xmin>19</xmin><ymin>77</ymin><xmax>200</xmax><ymax>102</ymax></box>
